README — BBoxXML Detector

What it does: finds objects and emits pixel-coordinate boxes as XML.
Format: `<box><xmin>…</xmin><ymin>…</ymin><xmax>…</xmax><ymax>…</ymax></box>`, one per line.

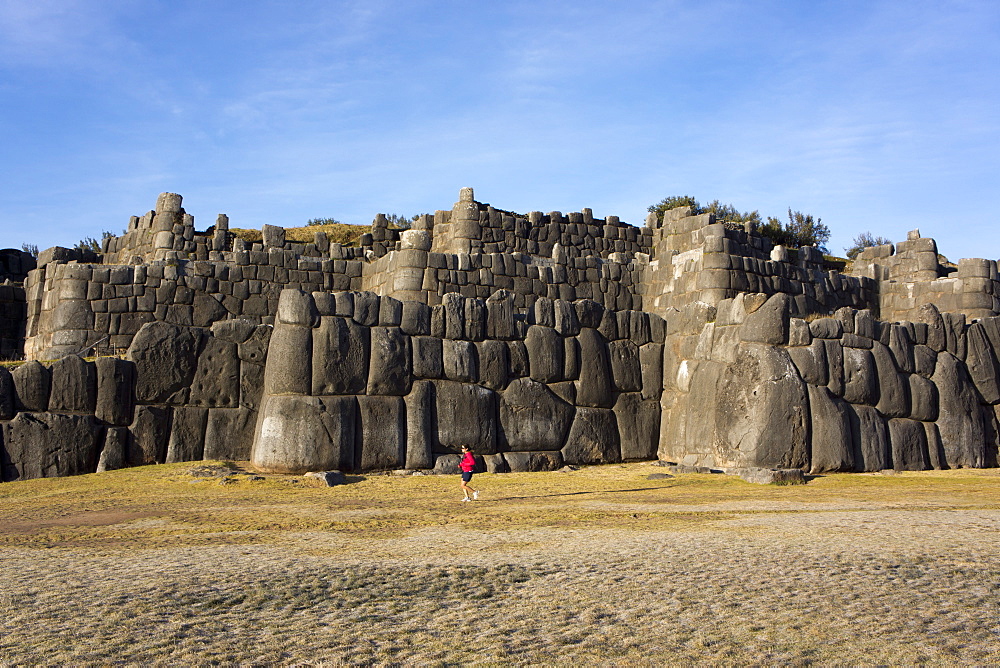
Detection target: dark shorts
<box><xmin>461</xmin><ymin>471</ymin><xmax>473</xmax><ymax>482</ymax></box>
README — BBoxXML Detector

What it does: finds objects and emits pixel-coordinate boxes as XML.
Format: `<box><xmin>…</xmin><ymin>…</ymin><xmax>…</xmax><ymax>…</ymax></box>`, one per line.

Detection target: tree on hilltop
<box><xmin>845</xmin><ymin>232</ymin><xmax>893</xmax><ymax>260</ymax></box>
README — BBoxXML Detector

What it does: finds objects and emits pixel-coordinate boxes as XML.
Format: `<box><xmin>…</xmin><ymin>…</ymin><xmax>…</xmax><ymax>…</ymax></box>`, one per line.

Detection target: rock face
<box><xmin>128</xmin><ymin>322</ymin><xmax>201</xmax><ymax>404</ymax></box>
<box><xmin>2</xmin><ymin>413</ymin><xmax>101</xmax><ymax>481</ymax></box>
<box><xmin>500</xmin><ymin>378</ymin><xmax>574</xmax><ymax>451</ymax></box>
<box><xmin>252</xmin><ymin>395</ymin><xmax>356</xmax><ymax>473</ymax></box>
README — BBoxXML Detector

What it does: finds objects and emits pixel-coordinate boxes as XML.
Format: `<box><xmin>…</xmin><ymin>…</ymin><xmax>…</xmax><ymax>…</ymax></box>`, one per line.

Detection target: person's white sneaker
<box><xmin>462</xmin><ymin>497</ymin><xmax>471</xmax><ymax>502</ymax></box>
<box><xmin>472</xmin><ymin>491</ymin><xmax>480</xmax><ymax>500</ymax></box>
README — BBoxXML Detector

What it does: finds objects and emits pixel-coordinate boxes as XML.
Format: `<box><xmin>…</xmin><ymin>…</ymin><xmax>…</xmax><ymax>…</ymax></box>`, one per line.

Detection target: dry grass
<box><xmin>2</xmin><ymin>463</ymin><xmax>1000</xmax><ymax>665</ymax></box>
<box><xmin>231</xmin><ymin>222</ymin><xmax>371</xmax><ymax>247</ymax></box>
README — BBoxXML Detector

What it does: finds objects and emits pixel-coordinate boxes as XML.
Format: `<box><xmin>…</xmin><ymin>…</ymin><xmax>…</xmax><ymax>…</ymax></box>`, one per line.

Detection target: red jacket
<box><xmin>459</xmin><ymin>451</ymin><xmax>476</xmax><ymax>472</ymax></box>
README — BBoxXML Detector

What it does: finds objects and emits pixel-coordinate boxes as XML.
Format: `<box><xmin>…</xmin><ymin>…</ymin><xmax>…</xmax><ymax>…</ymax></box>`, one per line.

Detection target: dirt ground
<box><xmin>2</xmin><ymin>463</ymin><xmax>1000</xmax><ymax>665</ymax></box>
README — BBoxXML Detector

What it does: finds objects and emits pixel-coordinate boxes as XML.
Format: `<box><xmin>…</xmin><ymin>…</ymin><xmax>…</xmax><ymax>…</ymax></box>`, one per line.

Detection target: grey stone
<box><xmin>378</xmin><ymin>296</ymin><xmax>403</xmax><ymax>326</ymax></box>
<box><xmin>842</xmin><ymin>347</ymin><xmax>877</xmax><ymax>405</ymax></box>
<box><xmin>503</xmin><ymin>451</ymin><xmax>563</xmax><ymax>472</ymax></box>
<box><xmin>368</xmin><ymin>327</ymin><xmax>412</xmax><ymax>395</ymax></box>
<box><xmin>312</xmin><ymin>317</ymin><xmax>369</xmax><ymax>395</ymax></box>
<box><xmin>189</xmin><ymin>337</ymin><xmax>240</xmax><ymax>408</ymax></box>
<box><xmin>193</xmin><ymin>293</ymin><xmax>229</xmax><ymax>327</ymax></box>
<box><xmin>51</xmin><ymin>300</ymin><xmax>94</xmax><ymax>331</ymax></box>
<box><xmin>908</xmin><ymin>374</ymin><xmax>939</xmax><ymax>422</ymax></box>
<box><xmin>238</xmin><ymin>325</ymin><xmax>271</xmax><ymax>365</ymax></box>
<box><xmin>166</xmin><ymin>406</ymin><xmax>207</xmax><ymax>463</ymax></box>
<box><xmin>715</xmin><ymin>344</ymin><xmax>809</xmax><ymax>469</ymax></box>
<box><xmin>211</xmin><ymin>318</ymin><xmax>258</xmax><ymax>343</ymax></box>
<box><xmin>613</xmin><ymin>392</ymin><xmax>659</xmax><ymax>461</ymax></box>
<box><xmin>964</xmin><ymin>322</ymin><xmax>1000</xmax><ymax>403</ymax></box>
<box><xmin>412</xmin><ymin>336</ymin><xmax>443</xmax><ymax>379</ymax></box>
<box><xmin>128</xmin><ymin>405</ymin><xmax>171</xmax><ymax>466</ymax></box>
<box><xmin>808</xmin><ymin>384</ymin><xmax>854</xmax><ymax>473</ymax></box>
<box><xmin>405</xmin><ymin>381</ymin><xmax>434</xmax><ymax>470</ymax></box>
<box><xmin>486</xmin><ymin>290</ymin><xmax>516</xmax><ymax>339</ymax></box>
<box><xmin>562</xmin><ymin>407</ymin><xmax>621</xmax><ymax>465</ymax></box>
<box><xmin>809</xmin><ymin>318</ymin><xmax>843</xmax><ymax>339</ymax></box>
<box><xmin>563</xmin><ymin>336</ymin><xmax>580</xmax><ymax>380</ymax></box>
<box><xmin>942</xmin><ymin>312</ymin><xmax>967</xmax><ymax>359</ymax></box>
<box><xmin>608</xmin><ymin>340</ymin><xmax>641</xmax><ymax>392</ymax></box>
<box><xmin>500</xmin><ymin>377</ymin><xmax>574</xmax><ymax>451</ymax></box>
<box><xmin>525</xmin><ymin>325</ymin><xmax>564</xmax><ymax>383</ymax></box>
<box><xmin>598</xmin><ymin>308</ymin><xmax>619</xmax><ymax>340</ymax></box>
<box><xmin>639</xmin><ymin>343</ymin><xmax>663</xmax><ymax>400</ymax></box>
<box><xmin>739</xmin><ymin>293</ymin><xmax>790</xmax><ymax>345</ymax></box>
<box><xmin>0</xmin><ymin>366</ymin><xmax>13</xmax><ymax>420</ymax></box>
<box><xmin>95</xmin><ymin>357</ymin><xmax>135</xmax><ymax>426</ymax></box>
<box><xmin>277</xmin><ymin>289</ymin><xmax>318</xmax><ymax>326</ymax></box>
<box><xmin>787</xmin><ymin>339</ymin><xmax>828</xmax><ymax>386</ymax></box>
<box><xmin>508</xmin><ymin>340</ymin><xmax>529</xmax><ymax>378</ymax></box>
<box><xmin>917</xmin><ymin>303</ymin><xmax>946</xmax><ymax>352</ymax></box>
<box><xmin>401</xmin><ymin>301</ymin><xmax>431</xmax><ymax>336</ymax></box>
<box><xmin>442</xmin><ymin>292</ymin><xmax>465</xmax><ymax>339</ymax></box>
<box><xmin>97</xmin><ymin>427</ymin><xmax>128</xmax><ymax>472</ymax></box>
<box><xmin>434</xmin><ymin>380</ymin><xmax>497</xmax><ymax>454</ymax></box>
<box><xmin>2</xmin><ymin>413</ymin><xmax>101</xmax><ymax>481</ymax></box>
<box><xmin>574</xmin><ymin>299</ymin><xmax>604</xmax><ymax>329</ymax></box>
<box><xmin>252</xmin><ymin>395</ymin><xmax>356</xmax><ymax>473</ymax></box>
<box><xmin>443</xmin><ymin>338</ymin><xmax>478</xmax><ymax>383</ymax></box>
<box><xmin>304</xmin><ymin>471</ymin><xmax>347</xmax><ymax>486</ymax></box>
<box><xmin>932</xmin><ymin>352</ymin><xmax>987</xmax><ymax>468</ymax></box>
<box><xmin>872</xmin><ymin>342</ymin><xmax>909</xmax><ymax>418</ymax></box>
<box><xmin>848</xmin><ymin>404</ymin><xmax>890</xmax><ymax>472</ymax></box>
<box><xmin>924</xmin><ymin>421</ymin><xmax>946</xmax><ymax>470</ymax></box>
<box><xmin>262</xmin><ymin>224</ymin><xmax>285</xmax><ymax>247</ymax></box>
<box><xmin>465</xmin><ymin>297</ymin><xmax>486</xmax><ymax>341</ymax></box>
<box><xmin>357</xmin><ymin>395</ymin><xmax>406</xmax><ymax>470</ymax></box>
<box><xmin>240</xmin><ymin>360</ymin><xmax>265</xmax><ymax>411</ymax></box>
<box><xmin>483</xmin><ymin>453</ymin><xmax>509</xmax><ymax>473</ymax></box>
<box><xmin>477</xmin><ymin>339</ymin><xmax>509</xmax><ymax>390</ymax></box>
<box><xmin>554</xmin><ymin>299</ymin><xmax>580</xmax><ymax>337</ymax></box>
<box><xmin>352</xmin><ymin>291</ymin><xmax>380</xmax><ymax>327</ymax></box>
<box><xmin>824</xmin><ymin>339</ymin><xmax>844</xmax><ymax>396</ymax></box>
<box><xmin>913</xmin><ymin>345</ymin><xmax>937</xmax><ymax>378</ymax></box>
<box><xmin>888</xmin><ymin>325</ymin><xmax>915</xmax><ymax>374</ymax></box>
<box><xmin>12</xmin><ymin>361</ymin><xmax>50</xmax><ymax>413</ymax></box>
<box><xmin>47</xmin><ymin>355</ymin><xmax>96</xmax><ymax>413</ymax></box>
<box><xmin>128</xmin><ymin>322</ymin><xmax>202</xmax><ymax>404</ymax></box>
<box><xmin>575</xmin><ymin>328</ymin><xmax>614</xmax><ymax>408</ymax></box>
<box><xmin>263</xmin><ymin>323</ymin><xmax>312</xmax><ymax>395</ymax></box>
<box><xmin>888</xmin><ymin>418</ymin><xmax>930</xmax><ymax>471</ymax></box>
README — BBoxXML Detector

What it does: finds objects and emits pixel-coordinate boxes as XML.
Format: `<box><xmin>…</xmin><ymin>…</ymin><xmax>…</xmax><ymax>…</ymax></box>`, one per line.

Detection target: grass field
<box><xmin>2</xmin><ymin>462</ymin><xmax>1000</xmax><ymax>665</ymax></box>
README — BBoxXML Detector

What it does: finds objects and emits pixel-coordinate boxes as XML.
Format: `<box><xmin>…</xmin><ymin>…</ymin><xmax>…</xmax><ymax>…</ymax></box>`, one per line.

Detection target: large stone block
<box><xmin>189</xmin><ymin>337</ymin><xmax>240</xmax><ymax>408</ymax></box>
<box><xmin>477</xmin><ymin>339</ymin><xmax>509</xmax><ymax>390</ymax></box>
<box><xmin>434</xmin><ymin>380</ymin><xmax>497</xmax><ymax>454</ymax></box>
<box><xmin>739</xmin><ymin>293</ymin><xmax>790</xmax><ymax>345</ymax></box>
<box><xmin>95</xmin><ymin>357</ymin><xmax>135</xmax><ymax>426</ymax></box>
<box><xmin>908</xmin><ymin>374</ymin><xmax>939</xmax><ymax>422</ymax></box>
<box><xmin>888</xmin><ymin>418</ymin><xmax>930</xmax><ymax>471</ymax></box>
<box><xmin>357</xmin><ymin>395</ymin><xmax>406</xmax><ymax>470</ymax></box>
<box><xmin>442</xmin><ymin>292</ymin><xmax>465</xmax><ymax>340</ymax></box>
<box><xmin>128</xmin><ymin>405</ymin><xmax>171</xmax><ymax>466</ymax></box>
<box><xmin>608</xmin><ymin>340</ymin><xmax>641</xmax><ymax>392</ymax></box>
<box><xmin>263</xmin><ymin>323</ymin><xmax>312</xmax><ymax>396</ymax></box>
<box><xmin>0</xmin><ymin>366</ymin><xmax>13</xmax><ymax>420</ymax></box>
<box><xmin>97</xmin><ymin>427</ymin><xmax>128</xmax><ymax>472</ymax></box>
<box><xmin>401</xmin><ymin>301</ymin><xmax>431</xmax><ymax>336</ymax></box>
<box><xmin>1</xmin><ymin>413</ymin><xmax>101</xmax><ymax>481</ymax></box>
<box><xmin>824</xmin><ymin>339</ymin><xmax>844</xmax><ymax>396</ymax></box>
<box><xmin>204</xmin><ymin>407</ymin><xmax>257</xmax><ymax>461</ymax></box>
<box><xmin>848</xmin><ymin>404</ymin><xmax>890</xmax><ymax>472</ymax></box>
<box><xmin>499</xmin><ymin>377</ymin><xmax>574</xmax><ymax>451</ymax></box>
<box><xmin>252</xmin><ymin>395</ymin><xmax>356</xmax><ymax>473</ymax></box>
<box><xmin>367</xmin><ymin>327</ymin><xmax>412</xmax><ymax>395</ymax></box>
<box><xmin>808</xmin><ymin>385</ymin><xmax>854</xmax><ymax>473</ymax></box>
<box><xmin>842</xmin><ymin>347</ymin><xmax>877</xmax><ymax>405</ymax></box>
<box><xmin>613</xmin><ymin>392</ymin><xmax>659</xmax><ymax>461</ymax></box>
<box><xmin>486</xmin><ymin>290</ymin><xmax>516</xmax><ymax>339</ymax></box>
<box><xmin>443</xmin><ymin>338</ymin><xmax>478</xmax><ymax>383</ymax></box>
<box><xmin>964</xmin><ymin>322</ymin><xmax>1000</xmax><ymax>404</ymax></box>
<box><xmin>405</xmin><ymin>381</ymin><xmax>434</xmax><ymax>469</ymax></box>
<box><xmin>872</xmin><ymin>342</ymin><xmax>909</xmax><ymax>418</ymax></box>
<box><xmin>503</xmin><ymin>451</ymin><xmax>563</xmax><ymax>472</ymax></box>
<box><xmin>715</xmin><ymin>344</ymin><xmax>809</xmax><ymax>469</ymax></box>
<box><xmin>639</xmin><ymin>343</ymin><xmax>664</xmax><ymax>400</ymax></box>
<box><xmin>562</xmin><ymin>407</ymin><xmax>620</xmax><ymax>464</ymax></box>
<box><xmin>525</xmin><ymin>325</ymin><xmax>564</xmax><ymax>383</ymax></box>
<box><xmin>932</xmin><ymin>352</ymin><xmax>987</xmax><ymax>468</ymax></box>
<box><xmin>575</xmin><ymin>327</ymin><xmax>614</xmax><ymax>408</ymax></box>
<box><xmin>128</xmin><ymin>322</ymin><xmax>202</xmax><ymax>404</ymax></box>
<box><xmin>46</xmin><ymin>354</ymin><xmax>96</xmax><ymax>413</ymax></box>
<box><xmin>12</xmin><ymin>360</ymin><xmax>50</xmax><ymax>413</ymax></box>
<box><xmin>412</xmin><ymin>336</ymin><xmax>443</xmax><ymax>379</ymax></box>
<box><xmin>312</xmin><ymin>317</ymin><xmax>369</xmax><ymax>395</ymax></box>
<box><xmin>166</xmin><ymin>406</ymin><xmax>207</xmax><ymax>463</ymax></box>
<box><xmin>787</xmin><ymin>339</ymin><xmax>828</xmax><ymax>386</ymax></box>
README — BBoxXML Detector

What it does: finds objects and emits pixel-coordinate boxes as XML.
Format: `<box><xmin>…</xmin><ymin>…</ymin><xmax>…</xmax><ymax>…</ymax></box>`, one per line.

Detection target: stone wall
<box><xmin>251</xmin><ymin>288</ymin><xmax>664</xmax><ymax>474</ymax></box>
<box><xmin>0</xmin><ymin>249</ymin><xmax>35</xmax><ymax>360</ymax></box>
<box><xmin>660</xmin><ymin>292</ymin><xmax>999</xmax><ymax>472</ymax></box>
<box><xmin>0</xmin><ymin>318</ymin><xmax>269</xmax><ymax>482</ymax></box>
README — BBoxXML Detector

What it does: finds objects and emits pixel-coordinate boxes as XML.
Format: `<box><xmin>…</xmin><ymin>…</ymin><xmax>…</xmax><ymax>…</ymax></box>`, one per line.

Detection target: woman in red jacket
<box><xmin>459</xmin><ymin>445</ymin><xmax>479</xmax><ymax>502</ymax></box>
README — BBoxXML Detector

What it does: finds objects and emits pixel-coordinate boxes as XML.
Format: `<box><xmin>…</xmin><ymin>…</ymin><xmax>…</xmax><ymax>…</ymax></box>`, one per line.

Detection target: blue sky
<box><xmin>1</xmin><ymin>0</ymin><xmax>998</xmax><ymax>261</ymax></box>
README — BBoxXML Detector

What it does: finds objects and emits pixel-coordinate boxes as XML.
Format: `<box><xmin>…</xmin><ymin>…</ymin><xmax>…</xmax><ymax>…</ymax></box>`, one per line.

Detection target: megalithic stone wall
<box><xmin>0</xmin><ymin>249</ymin><xmax>35</xmax><ymax>360</ymax></box>
<box><xmin>251</xmin><ymin>288</ymin><xmax>664</xmax><ymax>474</ymax></box>
<box><xmin>660</xmin><ymin>292</ymin><xmax>1000</xmax><ymax>472</ymax></box>
<box><xmin>0</xmin><ymin>318</ymin><xmax>269</xmax><ymax>482</ymax></box>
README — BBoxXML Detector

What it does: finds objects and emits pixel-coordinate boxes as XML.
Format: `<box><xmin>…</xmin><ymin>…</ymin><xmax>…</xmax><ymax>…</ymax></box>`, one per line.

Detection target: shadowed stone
<box><xmin>166</xmin><ymin>406</ymin><xmax>207</xmax><ymax>463</ymax></box>
<box><xmin>888</xmin><ymin>418</ymin><xmax>930</xmax><ymax>471</ymax></box>
<box><xmin>562</xmin><ymin>407</ymin><xmax>620</xmax><ymax>465</ymax></box>
<box><xmin>614</xmin><ymin>392</ymin><xmax>659</xmax><ymax>461</ymax></box>
<box><xmin>575</xmin><ymin>327</ymin><xmax>614</xmax><ymax>408</ymax></box>
<box><xmin>128</xmin><ymin>322</ymin><xmax>202</xmax><ymax>404</ymax></box>
<box><xmin>2</xmin><ymin>413</ymin><xmax>101</xmax><ymax>481</ymax></box>
<box><xmin>933</xmin><ymin>352</ymin><xmax>987</xmax><ymax>468</ymax></box>
<box><xmin>95</xmin><ymin>357</ymin><xmax>135</xmax><ymax>426</ymax></box>
<box><xmin>500</xmin><ymin>378</ymin><xmax>574</xmax><ymax>452</ymax></box>
<box><xmin>189</xmin><ymin>337</ymin><xmax>240</xmax><ymax>408</ymax></box>
<box><xmin>368</xmin><ymin>327</ymin><xmax>412</xmax><ymax>395</ymax></box>
<box><xmin>312</xmin><ymin>317</ymin><xmax>369</xmax><ymax>395</ymax></box>
<box><xmin>97</xmin><ymin>427</ymin><xmax>128</xmax><ymax>472</ymax></box>
<box><xmin>47</xmin><ymin>354</ymin><xmax>96</xmax><ymax>413</ymax></box>
<box><xmin>526</xmin><ymin>325</ymin><xmax>563</xmax><ymax>383</ymax></box>
<box><xmin>357</xmin><ymin>395</ymin><xmax>406</xmax><ymax>470</ymax></box>
<box><xmin>808</xmin><ymin>385</ymin><xmax>854</xmax><ymax>473</ymax></box>
<box><xmin>848</xmin><ymin>404</ymin><xmax>890</xmax><ymax>472</ymax></box>
<box><xmin>12</xmin><ymin>361</ymin><xmax>50</xmax><ymax>413</ymax></box>
<box><xmin>405</xmin><ymin>381</ymin><xmax>434</xmax><ymax>470</ymax></box>
<box><xmin>434</xmin><ymin>380</ymin><xmax>497</xmax><ymax>454</ymax></box>
<box><xmin>609</xmin><ymin>340</ymin><xmax>641</xmax><ymax>392</ymax></box>
<box><xmin>504</xmin><ymin>451</ymin><xmax>563</xmax><ymax>472</ymax></box>
<box><xmin>128</xmin><ymin>405</ymin><xmax>171</xmax><ymax>466</ymax></box>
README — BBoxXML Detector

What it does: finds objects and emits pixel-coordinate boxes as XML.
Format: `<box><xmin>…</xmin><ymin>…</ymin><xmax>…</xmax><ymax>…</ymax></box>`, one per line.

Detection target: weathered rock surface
<box><xmin>499</xmin><ymin>377</ymin><xmax>574</xmax><ymax>451</ymax></box>
<box><xmin>1</xmin><ymin>413</ymin><xmax>101</xmax><ymax>481</ymax></box>
<box><xmin>128</xmin><ymin>322</ymin><xmax>202</xmax><ymax>404</ymax></box>
<box><xmin>562</xmin><ymin>407</ymin><xmax>620</xmax><ymax>465</ymax></box>
<box><xmin>252</xmin><ymin>395</ymin><xmax>356</xmax><ymax>473</ymax></box>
